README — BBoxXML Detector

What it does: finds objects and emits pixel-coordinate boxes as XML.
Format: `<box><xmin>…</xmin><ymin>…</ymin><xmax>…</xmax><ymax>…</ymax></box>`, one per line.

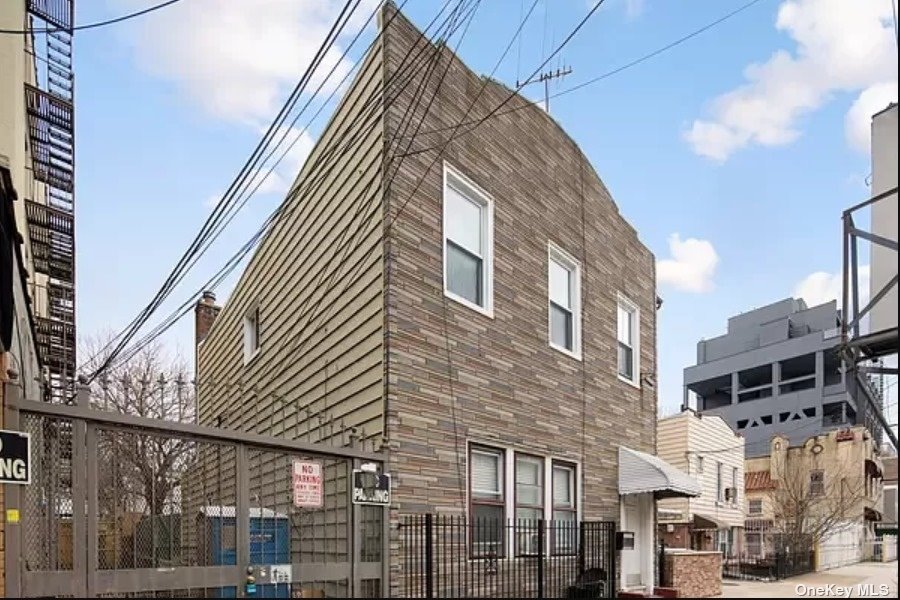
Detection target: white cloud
<box><xmin>794</xmin><ymin>265</ymin><xmax>870</xmax><ymax>309</ymax></box>
<box><xmin>685</xmin><ymin>0</ymin><xmax>897</xmax><ymax>161</ymax></box>
<box><xmin>845</xmin><ymin>81</ymin><xmax>899</xmax><ymax>153</ymax></box>
<box><xmin>118</xmin><ymin>0</ymin><xmax>378</xmax><ymax>124</ymax></box>
<box><xmin>656</xmin><ymin>233</ymin><xmax>719</xmax><ymax>293</ymax></box>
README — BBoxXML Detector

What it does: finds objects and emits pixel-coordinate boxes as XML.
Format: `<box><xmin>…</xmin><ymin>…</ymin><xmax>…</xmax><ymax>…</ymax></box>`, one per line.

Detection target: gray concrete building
<box><xmin>684</xmin><ymin>298</ymin><xmax>882</xmax><ymax>457</ymax></box>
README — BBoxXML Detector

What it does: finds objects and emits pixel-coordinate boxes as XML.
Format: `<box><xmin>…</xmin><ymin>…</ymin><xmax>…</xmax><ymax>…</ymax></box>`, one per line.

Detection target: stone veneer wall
<box><xmin>663</xmin><ymin>550</ymin><xmax>722</xmax><ymax>598</ymax></box>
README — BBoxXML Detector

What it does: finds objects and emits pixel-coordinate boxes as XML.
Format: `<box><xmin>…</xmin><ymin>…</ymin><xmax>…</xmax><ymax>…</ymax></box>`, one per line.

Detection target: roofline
<box><xmin>872</xmin><ymin>102</ymin><xmax>898</xmax><ymax>120</ymax></box>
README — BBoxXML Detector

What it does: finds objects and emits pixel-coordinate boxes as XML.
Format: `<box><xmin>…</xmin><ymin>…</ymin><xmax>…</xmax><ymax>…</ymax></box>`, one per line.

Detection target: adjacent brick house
<box><xmin>196</xmin><ymin>3</ymin><xmax>692</xmax><ymax>593</ymax></box>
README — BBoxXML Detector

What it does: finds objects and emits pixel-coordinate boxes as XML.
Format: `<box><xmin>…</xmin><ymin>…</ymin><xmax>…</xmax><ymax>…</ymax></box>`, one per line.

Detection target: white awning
<box><xmin>618</xmin><ymin>446</ymin><xmax>702</xmax><ymax>498</ymax></box>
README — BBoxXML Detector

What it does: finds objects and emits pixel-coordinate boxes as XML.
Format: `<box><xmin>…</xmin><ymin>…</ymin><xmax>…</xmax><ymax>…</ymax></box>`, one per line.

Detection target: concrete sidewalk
<box><xmin>718</xmin><ymin>561</ymin><xmax>898</xmax><ymax>598</ymax></box>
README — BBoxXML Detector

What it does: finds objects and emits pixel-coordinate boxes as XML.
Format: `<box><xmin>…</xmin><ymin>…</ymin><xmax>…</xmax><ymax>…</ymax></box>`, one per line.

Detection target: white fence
<box><xmin>816</xmin><ymin>522</ymin><xmax>864</xmax><ymax>570</ymax></box>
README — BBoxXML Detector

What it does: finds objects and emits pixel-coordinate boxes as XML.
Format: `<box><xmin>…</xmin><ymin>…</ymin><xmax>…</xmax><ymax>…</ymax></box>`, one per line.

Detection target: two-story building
<box><xmin>657</xmin><ymin>410</ymin><xmax>745</xmax><ymax>556</ymax></box>
<box><xmin>743</xmin><ymin>426</ymin><xmax>883</xmax><ymax>569</ymax></box>
<box><xmin>194</xmin><ymin>3</ymin><xmax>698</xmax><ymax>594</ymax></box>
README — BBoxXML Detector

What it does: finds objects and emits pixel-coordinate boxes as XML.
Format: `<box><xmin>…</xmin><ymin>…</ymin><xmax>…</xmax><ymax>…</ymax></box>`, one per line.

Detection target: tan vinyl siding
<box><xmin>657</xmin><ymin>413</ymin><xmax>690</xmax><ymax>518</ymax></box>
<box><xmin>196</xmin><ymin>37</ymin><xmax>385</xmax><ymax>444</ymax></box>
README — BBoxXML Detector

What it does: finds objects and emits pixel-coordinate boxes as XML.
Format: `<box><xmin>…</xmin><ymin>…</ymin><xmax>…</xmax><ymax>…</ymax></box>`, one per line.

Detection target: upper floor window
<box><xmin>443</xmin><ymin>164</ymin><xmax>493</xmax><ymax>316</ymax></box>
<box><xmin>548</xmin><ymin>244</ymin><xmax>582</xmax><ymax>358</ymax></box>
<box><xmin>243</xmin><ymin>304</ymin><xmax>261</xmax><ymax>364</ymax></box>
<box><xmin>697</xmin><ymin>455</ymin><xmax>705</xmax><ymax>474</ymax></box>
<box><xmin>617</xmin><ymin>295</ymin><xmax>640</xmax><ymax>385</ymax></box>
<box><xmin>748</xmin><ymin>498</ymin><xmax>763</xmax><ymax>515</ymax></box>
<box><xmin>809</xmin><ymin>470</ymin><xmax>825</xmax><ymax>497</ymax></box>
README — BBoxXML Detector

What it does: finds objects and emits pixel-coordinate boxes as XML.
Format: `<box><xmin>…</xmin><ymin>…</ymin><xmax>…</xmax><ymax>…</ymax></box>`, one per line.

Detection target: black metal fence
<box><xmin>400</xmin><ymin>515</ymin><xmax>616</xmax><ymax>598</ymax></box>
<box><xmin>721</xmin><ymin>549</ymin><xmax>815</xmax><ymax>582</ymax></box>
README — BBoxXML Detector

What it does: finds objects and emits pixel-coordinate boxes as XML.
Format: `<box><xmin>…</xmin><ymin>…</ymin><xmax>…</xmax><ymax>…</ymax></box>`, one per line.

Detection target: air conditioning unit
<box><xmin>724</xmin><ymin>487</ymin><xmax>738</xmax><ymax>502</ymax></box>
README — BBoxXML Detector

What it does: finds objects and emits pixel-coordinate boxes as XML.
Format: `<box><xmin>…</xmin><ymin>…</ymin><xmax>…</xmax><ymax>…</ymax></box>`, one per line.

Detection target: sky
<box><xmin>72</xmin><ymin>0</ymin><xmax>898</xmax><ymax>432</ymax></box>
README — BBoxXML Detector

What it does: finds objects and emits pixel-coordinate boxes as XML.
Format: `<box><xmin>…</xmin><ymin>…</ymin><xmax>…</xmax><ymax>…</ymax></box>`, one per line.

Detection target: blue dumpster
<box><xmin>199</xmin><ymin>506</ymin><xmax>291</xmax><ymax>598</ymax></box>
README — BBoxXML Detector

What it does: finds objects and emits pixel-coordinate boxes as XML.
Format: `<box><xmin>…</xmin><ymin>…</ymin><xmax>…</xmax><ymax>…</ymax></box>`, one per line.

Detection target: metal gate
<box><xmin>3</xmin><ymin>385</ymin><xmax>389</xmax><ymax>598</ymax></box>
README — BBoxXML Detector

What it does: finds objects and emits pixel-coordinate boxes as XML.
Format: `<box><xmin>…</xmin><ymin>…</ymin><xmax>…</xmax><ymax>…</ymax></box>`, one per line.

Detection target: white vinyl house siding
<box><xmin>197</xmin><ymin>39</ymin><xmax>386</xmax><ymax>443</ymax></box>
<box><xmin>684</xmin><ymin>414</ymin><xmax>744</xmax><ymax>528</ymax></box>
<box><xmin>656</xmin><ymin>412</ymin><xmax>745</xmax><ymax>529</ymax></box>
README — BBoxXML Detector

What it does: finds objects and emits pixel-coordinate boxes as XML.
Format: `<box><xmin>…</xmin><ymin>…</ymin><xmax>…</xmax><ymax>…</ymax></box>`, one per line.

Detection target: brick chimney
<box><xmin>195</xmin><ymin>290</ymin><xmax>221</xmax><ymax>348</ymax></box>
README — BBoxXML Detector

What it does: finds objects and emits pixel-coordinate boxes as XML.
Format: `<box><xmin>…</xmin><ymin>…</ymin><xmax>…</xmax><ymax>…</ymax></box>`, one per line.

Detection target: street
<box><xmin>719</xmin><ymin>562</ymin><xmax>899</xmax><ymax>598</ymax></box>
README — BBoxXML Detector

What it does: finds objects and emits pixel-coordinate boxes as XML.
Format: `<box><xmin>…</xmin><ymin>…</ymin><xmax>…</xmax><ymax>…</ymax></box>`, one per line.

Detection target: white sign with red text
<box><xmin>292</xmin><ymin>460</ymin><xmax>323</xmax><ymax>508</ymax></box>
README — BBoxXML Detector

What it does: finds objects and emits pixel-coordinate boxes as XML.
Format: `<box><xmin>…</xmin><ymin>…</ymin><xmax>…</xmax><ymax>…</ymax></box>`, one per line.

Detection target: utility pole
<box><xmin>517</xmin><ymin>66</ymin><xmax>572</xmax><ymax>112</ymax></box>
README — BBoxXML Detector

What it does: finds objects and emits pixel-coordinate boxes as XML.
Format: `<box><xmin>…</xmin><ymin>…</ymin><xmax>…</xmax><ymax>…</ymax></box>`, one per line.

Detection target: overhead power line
<box><xmin>0</xmin><ymin>0</ymin><xmax>184</xmax><ymax>34</ymax></box>
<box><xmin>88</xmin><ymin>0</ymin><xmax>360</xmax><ymax>381</ymax></box>
<box><xmin>97</xmin><ymin>0</ymin><xmax>767</xmax><ymax>374</ymax></box>
<box><xmin>84</xmin><ymin>0</ymin><xmax>367</xmax><ymax>380</ymax></box>
<box><xmin>273</xmin><ymin>0</ymin><xmax>602</xmax><ymax>381</ymax></box>
<box><xmin>397</xmin><ymin>0</ymin><xmax>772</xmax><ymax>145</ymax></box>
<box><xmin>551</xmin><ymin>0</ymin><xmax>770</xmax><ymax>100</ymax></box>
<box><xmin>93</xmin><ymin>0</ymin><xmax>472</xmax><ymax>373</ymax></box>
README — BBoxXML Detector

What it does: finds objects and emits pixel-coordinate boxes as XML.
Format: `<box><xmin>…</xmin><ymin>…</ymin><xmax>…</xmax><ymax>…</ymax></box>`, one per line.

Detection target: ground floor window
<box><xmin>746</xmin><ymin>533</ymin><xmax>761</xmax><ymax>557</ymax></box>
<box><xmin>468</xmin><ymin>444</ymin><xmax>580</xmax><ymax>557</ymax></box>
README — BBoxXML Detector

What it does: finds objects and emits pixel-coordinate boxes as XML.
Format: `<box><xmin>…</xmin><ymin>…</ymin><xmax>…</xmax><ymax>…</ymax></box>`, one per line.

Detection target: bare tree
<box><xmin>767</xmin><ymin>450</ymin><xmax>872</xmax><ymax>551</ymax></box>
<box><xmin>81</xmin><ymin>336</ymin><xmax>196</xmax><ymax>516</ymax></box>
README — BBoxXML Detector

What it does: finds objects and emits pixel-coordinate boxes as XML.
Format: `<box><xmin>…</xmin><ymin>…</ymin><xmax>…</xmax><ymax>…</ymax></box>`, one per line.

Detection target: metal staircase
<box><xmin>25</xmin><ymin>0</ymin><xmax>76</xmax><ymax>403</ymax></box>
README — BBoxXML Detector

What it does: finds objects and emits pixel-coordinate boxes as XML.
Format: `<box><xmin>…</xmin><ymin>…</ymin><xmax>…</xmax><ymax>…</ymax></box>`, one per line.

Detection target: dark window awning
<box><xmin>693</xmin><ymin>514</ymin><xmax>727</xmax><ymax>530</ymax></box>
<box><xmin>618</xmin><ymin>446</ymin><xmax>702</xmax><ymax>499</ymax></box>
<box><xmin>865</xmin><ymin>459</ymin><xmax>883</xmax><ymax>479</ymax></box>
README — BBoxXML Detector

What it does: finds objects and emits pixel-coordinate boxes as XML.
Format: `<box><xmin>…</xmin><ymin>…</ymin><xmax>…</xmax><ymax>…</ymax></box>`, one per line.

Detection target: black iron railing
<box><xmin>399</xmin><ymin>515</ymin><xmax>615</xmax><ymax>598</ymax></box>
<box><xmin>722</xmin><ymin>550</ymin><xmax>815</xmax><ymax>582</ymax></box>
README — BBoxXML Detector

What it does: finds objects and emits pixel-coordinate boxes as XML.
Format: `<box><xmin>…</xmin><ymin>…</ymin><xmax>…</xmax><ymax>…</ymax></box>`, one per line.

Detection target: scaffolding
<box><xmin>841</xmin><ymin>185</ymin><xmax>899</xmax><ymax>451</ymax></box>
<box><xmin>25</xmin><ymin>0</ymin><xmax>76</xmax><ymax>403</ymax></box>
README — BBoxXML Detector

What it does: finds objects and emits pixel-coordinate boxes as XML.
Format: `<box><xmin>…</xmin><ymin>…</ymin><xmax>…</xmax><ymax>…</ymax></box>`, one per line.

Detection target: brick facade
<box><xmin>662</xmin><ymin>551</ymin><xmax>722</xmax><ymax>598</ymax></box>
<box><xmin>382</xmin><ymin>5</ymin><xmax>657</xmax><ymax>523</ymax></box>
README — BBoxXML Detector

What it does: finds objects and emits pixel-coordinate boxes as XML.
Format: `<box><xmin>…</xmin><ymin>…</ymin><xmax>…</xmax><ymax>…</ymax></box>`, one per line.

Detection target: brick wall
<box><xmin>663</xmin><ymin>551</ymin><xmax>721</xmax><ymax>598</ymax></box>
<box><xmin>382</xmin><ymin>3</ymin><xmax>657</xmax><ymax>522</ymax></box>
<box><xmin>659</xmin><ymin>523</ymin><xmax>690</xmax><ymax>549</ymax></box>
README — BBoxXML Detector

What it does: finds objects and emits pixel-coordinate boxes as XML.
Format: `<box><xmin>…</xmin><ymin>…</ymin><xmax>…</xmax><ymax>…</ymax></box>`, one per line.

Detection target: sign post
<box><xmin>292</xmin><ymin>459</ymin><xmax>323</xmax><ymax>509</ymax></box>
<box><xmin>0</xmin><ymin>429</ymin><xmax>31</xmax><ymax>485</ymax></box>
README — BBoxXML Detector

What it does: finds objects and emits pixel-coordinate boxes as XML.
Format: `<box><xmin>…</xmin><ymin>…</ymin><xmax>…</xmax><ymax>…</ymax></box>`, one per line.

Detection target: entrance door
<box><xmin>622</xmin><ymin>495</ymin><xmax>644</xmax><ymax>588</ymax></box>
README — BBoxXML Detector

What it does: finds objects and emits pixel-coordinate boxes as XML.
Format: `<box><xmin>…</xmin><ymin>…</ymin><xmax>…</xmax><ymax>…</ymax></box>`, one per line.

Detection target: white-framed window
<box><xmin>243</xmin><ymin>303</ymin><xmax>261</xmax><ymax>364</ymax></box>
<box><xmin>697</xmin><ymin>455</ymin><xmax>705</xmax><ymax>474</ymax></box>
<box><xmin>552</xmin><ymin>462</ymin><xmax>577</xmax><ymax>554</ymax></box>
<box><xmin>748</xmin><ymin>498</ymin><xmax>763</xmax><ymax>515</ymax></box>
<box><xmin>468</xmin><ymin>444</ymin><xmax>580</xmax><ymax>559</ymax></box>
<box><xmin>514</xmin><ymin>455</ymin><xmax>543</xmax><ymax>556</ymax></box>
<box><xmin>443</xmin><ymin>163</ymin><xmax>493</xmax><ymax>316</ymax></box>
<box><xmin>617</xmin><ymin>294</ymin><xmax>640</xmax><ymax>386</ymax></box>
<box><xmin>548</xmin><ymin>243</ymin><xmax>582</xmax><ymax>359</ymax></box>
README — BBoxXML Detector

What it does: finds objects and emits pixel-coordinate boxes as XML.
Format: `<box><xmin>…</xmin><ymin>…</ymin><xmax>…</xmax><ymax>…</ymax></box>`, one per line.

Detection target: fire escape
<box><xmin>25</xmin><ymin>0</ymin><xmax>76</xmax><ymax>402</ymax></box>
